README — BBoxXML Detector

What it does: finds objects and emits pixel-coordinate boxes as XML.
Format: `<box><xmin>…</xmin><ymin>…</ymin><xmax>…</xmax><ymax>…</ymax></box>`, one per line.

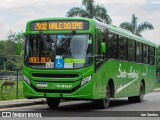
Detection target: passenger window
<box><xmin>136</xmin><ymin>42</ymin><xmax>142</xmax><ymax>63</ymax></box>
<box><xmin>107</xmin><ymin>33</ymin><xmax>118</xmax><ymax>59</ymax></box>
<box><xmin>143</xmin><ymin>44</ymin><xmax>148</xmax><ymax>64</ymax></box>
<box><xmin>128</xmin><ymin>39</ymin><xmax>136</xmax><ymax>62</ymax></box>
<box><xmin>149</xmin><ymin>46</ymin><xmax>155</xmax><ymax>65</ymax></box>
<box><xmin>118</xmin><ymin>36</ymin><xmax>127</xmax><ymax>61</ymax></box>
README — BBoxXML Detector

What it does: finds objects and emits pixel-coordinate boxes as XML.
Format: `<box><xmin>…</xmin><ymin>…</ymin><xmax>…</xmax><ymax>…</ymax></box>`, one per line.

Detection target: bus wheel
<box><xmin>128</xmin><ymin>82</ymin><xmax>144</xmax><ymax>103</ymax></box>
<box><xmin>97</xmin><ymin>84</ymin><xmax>110</xmax><ymax>109</ymax></box>
<box><xmin>46</xmin><ymin>98</ymin><xmax>60</xmax><ymax>108</ymax></box>
<box><xmin>136</xmin><ymin>82</ymin><xmax>145</xmax><ymax>102</ymax></box>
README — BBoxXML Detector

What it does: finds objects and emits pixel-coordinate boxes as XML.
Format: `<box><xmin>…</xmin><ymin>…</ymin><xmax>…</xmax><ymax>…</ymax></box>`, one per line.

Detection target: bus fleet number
<box><xmin>36</xmin><ymin>23</ymin><xmax>47</xmax><ymax>30</ymax></box>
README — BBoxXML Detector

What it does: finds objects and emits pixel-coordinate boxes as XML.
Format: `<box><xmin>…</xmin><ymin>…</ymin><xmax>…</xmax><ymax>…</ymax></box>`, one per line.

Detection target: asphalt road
<box><xmin>1</xmin><ymin>91</ymin><xmax>160</xmax><ymax>119</ymax></box>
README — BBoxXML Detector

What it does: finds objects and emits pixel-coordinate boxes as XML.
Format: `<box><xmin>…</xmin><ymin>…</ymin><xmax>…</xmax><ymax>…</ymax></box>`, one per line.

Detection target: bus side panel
<box><xmin>93</xmin><ymin>60</ymin><xmax>156</xmax><ymax>99</ymax></box>
<box><xmin>93</xmin><ymin>60</ymin><xmax>140</xmax><ymax>99</ymax></box>
<box><xmin>117</xmin><ymin>61</ymin><xmax>140</xmax><ymax>98</ymax></box>
<box><xmin>93</xmin><ymin>60</ymin><xmax>119</xmax><ymax>99</ymax></box>
<box><xmin>144</xmin><ymin>65</ymin><xmax>156</xmax><ymax>94</ymax></box>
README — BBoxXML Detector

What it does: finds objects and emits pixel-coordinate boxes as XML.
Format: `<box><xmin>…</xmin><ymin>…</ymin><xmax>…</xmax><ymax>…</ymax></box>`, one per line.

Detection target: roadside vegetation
<box><xmin>0</xmin><ymin>80</ymin><xmax>24</xmax><ymax>100</ymax></box>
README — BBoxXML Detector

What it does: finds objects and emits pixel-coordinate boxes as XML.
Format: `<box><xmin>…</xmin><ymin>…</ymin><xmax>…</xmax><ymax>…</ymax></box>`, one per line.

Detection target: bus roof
<box><xmin>95</xmin><ymin>20</ymin><xmax>157</xmax><ymax>47</ymax></box>
<box><xmin>27</xmin><ymin>17</ymin><xmax>157</xmax><ymax>47</ymax></box>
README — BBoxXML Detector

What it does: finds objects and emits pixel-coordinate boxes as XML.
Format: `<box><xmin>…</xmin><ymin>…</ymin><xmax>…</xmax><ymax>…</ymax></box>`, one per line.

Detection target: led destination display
<box><xmin>30</xmin><ymin>21</ymin><xmax>89</xmax><ymax>30</ymax></box>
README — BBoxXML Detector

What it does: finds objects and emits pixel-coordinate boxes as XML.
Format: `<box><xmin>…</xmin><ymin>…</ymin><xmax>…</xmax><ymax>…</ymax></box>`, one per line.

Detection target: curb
<box><xmin>0</xmin><ymin>99</ymin><xmax>46</xmax><ymax>109</ymax></box>
<box><xmin>154</xmin><ymin>88</ymin><xmax>160</xmax><ymax>91</ymax></box>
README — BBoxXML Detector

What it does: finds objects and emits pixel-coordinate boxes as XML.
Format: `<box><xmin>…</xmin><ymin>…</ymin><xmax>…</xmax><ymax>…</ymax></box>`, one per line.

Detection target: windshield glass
<box><xmin>24</xmin><ymin>34</ymin><xmax>92</xmax><ymax>69</ymax></box>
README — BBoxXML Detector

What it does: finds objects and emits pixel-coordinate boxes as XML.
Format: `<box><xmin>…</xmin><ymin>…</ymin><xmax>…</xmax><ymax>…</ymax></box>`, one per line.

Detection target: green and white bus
<box><xmin>16</xmin><ymin>17</ymin><xmax>156</xmax><ymax>108</ymax></box>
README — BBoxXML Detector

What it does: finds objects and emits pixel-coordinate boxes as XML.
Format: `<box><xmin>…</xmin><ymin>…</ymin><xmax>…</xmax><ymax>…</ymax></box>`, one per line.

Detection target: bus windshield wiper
<box><xmin>65</xmin><ymin>30</ymin><xmax>76</xmax><ymax>41</ymax></box>
<box><xmin>40</xmin><ymin>32</ymin><xmax>50</xmax><ymax>49</ymax></box>
<box><xmin>59</xmin><ymin>30</ymin><xmax>76</xmax><ymax>47</ymax></box>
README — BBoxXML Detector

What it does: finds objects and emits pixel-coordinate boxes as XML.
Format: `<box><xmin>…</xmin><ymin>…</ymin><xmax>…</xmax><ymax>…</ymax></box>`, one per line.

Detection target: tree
<box><xmin>0</xmin><ymin>31</ymin><xmax>25</xmax><ymax>71</ymax></box>
<box><xmin>0</xmin><ymin>41</ymin><xmax>6</xmax><ymax>69</ymax></box>
<box><xmin>66</xmin><ymin>0</ymin><xmax>112</xmax><ymax>24</ymax></box>
<box><xmin>119</xmin><ymin>14</ymin><xmax>154</xmax><ymax>36</ymax></box>
<box><xmin>8</xmin><ymin>30</ymin><xmax>16</xmax><ymax>41</ymax></box>
<box><xmin>8</xmin><ymin>30</ymin><xmax>24</xmax><ymax>42</ymax></box>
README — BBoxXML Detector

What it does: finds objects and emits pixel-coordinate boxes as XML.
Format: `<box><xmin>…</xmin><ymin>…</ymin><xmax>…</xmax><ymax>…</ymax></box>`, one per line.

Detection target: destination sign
<box><xmin>30</xmin><ymin>21</ymin><xmax>89</xmax><ymax>30</ymax></box>
<box><xmin>29</xmin><ymin>57</ymin><xmax>52</xmax><ymax>64</ymax></box>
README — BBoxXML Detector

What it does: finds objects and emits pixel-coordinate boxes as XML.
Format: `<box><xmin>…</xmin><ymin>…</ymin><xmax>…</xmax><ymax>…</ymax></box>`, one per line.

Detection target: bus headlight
<box><xmin>23</xmin><ymin>75</ymin><xmax>30</xmax><ymax>85</ymax></box>
<box><xmin>81</xmin><ymin>76</ymin><xmax>92</xmax><ymax>86</ymax></box>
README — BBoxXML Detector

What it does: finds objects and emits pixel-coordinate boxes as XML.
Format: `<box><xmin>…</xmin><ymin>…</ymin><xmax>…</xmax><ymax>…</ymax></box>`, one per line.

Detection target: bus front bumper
<box><xmin>23</xmin><ymin>81</ymin><xmax>93</xmax><ymax>100</ymax></box>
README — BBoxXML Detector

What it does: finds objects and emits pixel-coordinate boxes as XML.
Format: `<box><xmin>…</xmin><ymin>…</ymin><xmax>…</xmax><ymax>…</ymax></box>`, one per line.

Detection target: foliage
<box><xmin>0</xmin><ymin>70</ymin><xmax>16</xmax><ymax>76</ymax></box>
<box><xmin>8</xmin><ymin>30</ymin><xmax>24</xmax><ymax>42</ymax></box>
<box><xmin>0</xmin><ymin>31</ymin><xmax>24</xmax><ymax>72</ymax></box>
<box><xmin>119</xmin><ymin>14</ymin><xmax>154</xmax><ymax>36</ymax></box>
<box><xmin>66</xmin><ymin>0</ymin><xmax>112</xmax><ymax>24</ymax></box>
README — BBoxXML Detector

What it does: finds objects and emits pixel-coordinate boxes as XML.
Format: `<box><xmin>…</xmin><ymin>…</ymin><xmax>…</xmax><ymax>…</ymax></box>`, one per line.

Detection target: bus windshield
<box><xmin>24</xmin><ymin>34</ymin><xmax>92</xmax><ymax>69</ymax></box>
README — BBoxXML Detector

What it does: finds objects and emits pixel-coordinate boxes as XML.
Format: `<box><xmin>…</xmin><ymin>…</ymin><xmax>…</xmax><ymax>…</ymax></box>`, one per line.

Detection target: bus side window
<box><xmin>106</xmin><ymin>33</ymin><xmax>112</xmax><ymax>58</ymax></box>
<box><xmin>107</xmin><ymin>33</ymin><xmax>118</xmax><ymax>59</ymax></box>
<box><xmin>95</xmin><ymin>30</ymin><xmax>103</xmax><ymax>70</ymax></box>
<box><xmin>149</xmin><ymin>46</ymin><xmax>155</xmax><ymax>65</ymax></box>
<box><xmin>100</xmin><ymin>33</ymin><xmax>106</xmax><ymax>59</ymax></box>
<box><xmin>96</xmin><ymin>31</ymin><xmax>102</xmax><ymax>59</ymax></box>
<box><xmin>118</xmin><ymin>36</ymin><xmax>127</xmax><ymax>61</ymax></box>
<box><xmin>136</xmin><ymin>42</ymin><xmax>143</xmax><ymax>63</ymax></box>
<box><xmin>128</xmin><ymin>39</ymin><xmax>136</xmax><ymax>62</ymax></box>
<box><xmin>112</xmin><ymin>35</ymin><xmax>118</xmax><ymax>59</ymax></box>
<box><xmin>143</xmin><ymin>44</ymin><xmax>148</xmax><ymax>64</ymax></box>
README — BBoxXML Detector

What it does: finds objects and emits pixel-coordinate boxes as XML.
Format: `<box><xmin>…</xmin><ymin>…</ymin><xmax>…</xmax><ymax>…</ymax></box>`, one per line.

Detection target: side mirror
<box><xmin>16</xmin><ymin>41</ymin><xmax>21</xmax><ymax>55</ymax></box>
<box><xmin>101</xmin><ymin>42</ymin><xmax>106</xmax><ymax>54</ymax></box>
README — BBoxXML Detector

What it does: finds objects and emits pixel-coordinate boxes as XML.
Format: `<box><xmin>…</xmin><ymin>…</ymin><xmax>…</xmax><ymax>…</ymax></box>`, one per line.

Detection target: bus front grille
<box><xmin>32</xmin><ymin>73</ymin><xmax>79</xmax><ymax>78</ymax></box>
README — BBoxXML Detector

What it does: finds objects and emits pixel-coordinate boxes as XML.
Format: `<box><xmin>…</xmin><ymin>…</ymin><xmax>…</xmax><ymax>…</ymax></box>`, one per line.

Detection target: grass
<box><xmin>0</xmin><ymin>80</ymin><xmax>24</xmax><ymax>100</ymax></box>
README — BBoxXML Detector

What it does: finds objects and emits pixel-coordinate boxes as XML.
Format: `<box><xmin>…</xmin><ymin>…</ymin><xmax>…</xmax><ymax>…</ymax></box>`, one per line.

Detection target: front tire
<box><xmin>97</xmin><ymin>84</ymin><xmax>110</xmax><ymax>109</ymax></box>
<box><xmin>46</xmin><ymin>98</ymin><xmax>60</xmax><ymax>108</ymax></box>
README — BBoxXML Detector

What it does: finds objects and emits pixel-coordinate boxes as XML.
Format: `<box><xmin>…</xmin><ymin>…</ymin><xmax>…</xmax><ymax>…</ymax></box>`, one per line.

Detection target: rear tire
<box><xmin>97</xmin><ymin>84</ymin><xmax>110</xmax><ymax>109</ymax></box>
<box><xmin>136</xmin><ymin>82</ymin><xmax>145</xmax><ymax>102</ymax></box>
<box><xmin>46</xmin><ymin>98</ymin><xmax>60</xmax><ymax>108</ymax></box>
<box><xmin>128</xmin><ymin>82</ymin><xmax>144</xmax><ymax>103</ymax></box>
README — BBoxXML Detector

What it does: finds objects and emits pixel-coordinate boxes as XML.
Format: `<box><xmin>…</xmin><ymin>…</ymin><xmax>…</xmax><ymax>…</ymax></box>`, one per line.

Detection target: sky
<box><xmin>0</xmin><ymin>0</ymin><xmax>160</xmax><ymax>45</ymax></box>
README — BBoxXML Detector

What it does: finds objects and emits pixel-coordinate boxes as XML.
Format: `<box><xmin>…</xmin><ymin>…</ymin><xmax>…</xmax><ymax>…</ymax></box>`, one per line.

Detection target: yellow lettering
<box><xmin>43</xmin><ymin>23</ymin><xmax>47</xmax><ymax>30</ymax></box>
<box><xmin>29</xmin><ymin>57</ymin><xmax>34</xmax><ymax>63</ymax></box>
<box><xmin>50</xmin><ymin>23</ymin><xmax>57</xmax><ymax>30</ymax></box>
<box><xmin>79</xmin><ymin>22</ymin><xmax>83</xmax><ymax>29</ymax></box>
<box><xmin>29</xmin><ymin>57</ymin><xmax>52</xmax><ymax>63</ymax></box>
<box><xmin>46</xmin><ymin>57</ymin><xmax>51</xmax><ymax>62</ymax></box>
<box><xmin>34</xmin><ymin>21</ymin><xmax>84</xmax><ymax>30</ymax></box>
<box><xmin>41</xmin><ymin>57</ymin><xmax>46</xmax><ymax>63</ymax></box>
<box><xmin>72</xmin><ymin>23</ymin><xmax>75</xmax><ymax>29</ymax></box>
<box><xmin>58</xmin><ymin>23</ymin><xmax>62</xmax><ymax>29</ymax></box>
<box><xmin>36</xmin><ymin>57</ymin><xmax>40</xmax><ymax>63</ymax></box>
<box><xmin>55</xmin><ymin>23</ymin><xmax>58</xmax><ymax>29</ymax></box>
<box><xmin>48</xmin><ymin>23</ymin><xmax>52</xmax><ymax>29</ymax></box>
<box><xmin>75</xmin><ymin>22</ymin><xmax>79</xmax><ymax>29</ymax></box>
<box><xmin>36</xmin><ymin>23</ymin><xmax>41</xmax><ymax>30</ymax></box>
<box><xmin>64</xmin><ymin>23</ymin><xmax>70</xmax><ymax>29</ymax></box>
<box><xmin>36</xmin><ymin>23</ymin><xmax>47</xmax><ymax>30</ymax></box>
